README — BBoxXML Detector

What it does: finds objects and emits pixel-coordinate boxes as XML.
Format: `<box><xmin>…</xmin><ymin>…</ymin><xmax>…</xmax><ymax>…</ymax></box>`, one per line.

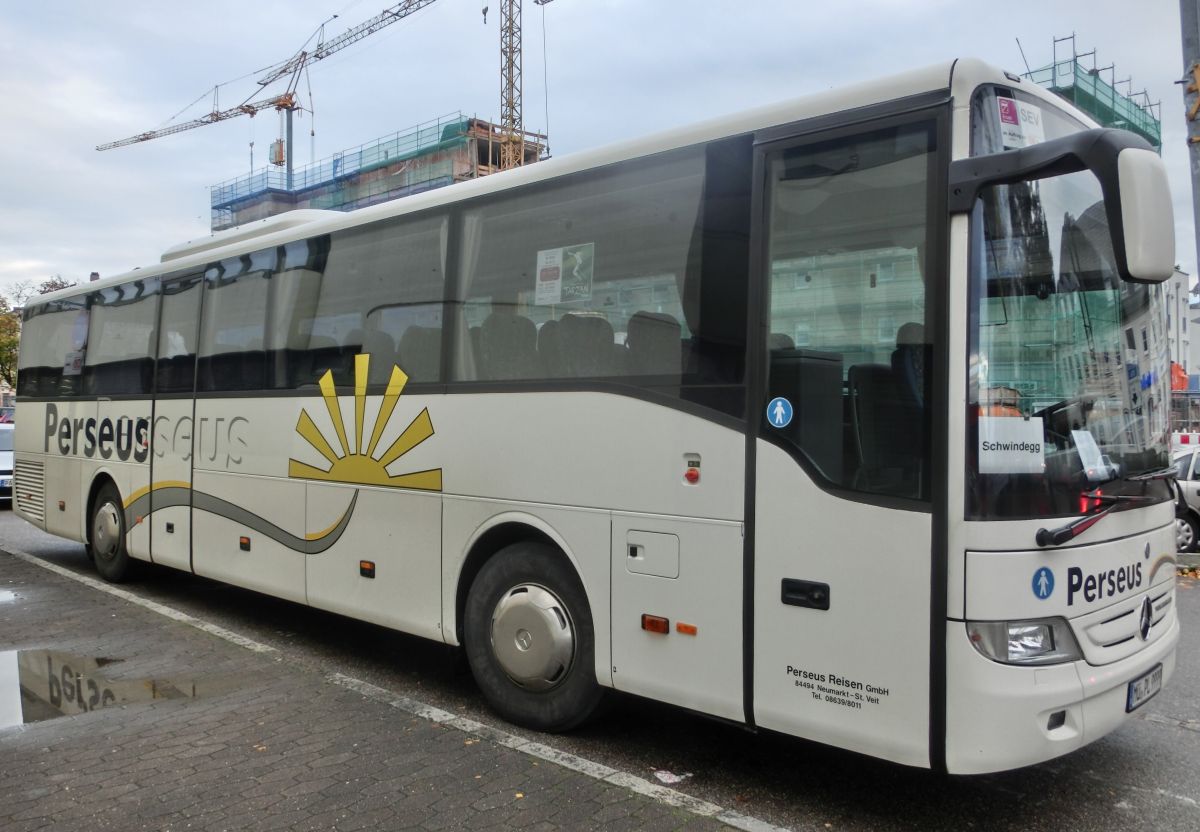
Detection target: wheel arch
<box><xmin>451</xmin><ymin>512</ymin><xmax>585</xmax><ymax>646</ymax></box>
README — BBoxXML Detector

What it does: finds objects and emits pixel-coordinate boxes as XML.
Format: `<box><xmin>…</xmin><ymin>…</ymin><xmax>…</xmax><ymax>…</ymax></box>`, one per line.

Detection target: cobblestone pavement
<box><xmin>0</xmin><ymin>551</ymin><xmax>736</xmax><ymax>832</ymax></box>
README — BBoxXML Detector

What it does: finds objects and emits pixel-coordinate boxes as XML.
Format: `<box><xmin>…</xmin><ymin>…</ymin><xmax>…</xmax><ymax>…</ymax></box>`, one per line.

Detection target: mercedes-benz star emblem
<box><xmin>1138</xmin><ymin>596</ymin><xmax>1154</xmax><ymax>641</ymax></box>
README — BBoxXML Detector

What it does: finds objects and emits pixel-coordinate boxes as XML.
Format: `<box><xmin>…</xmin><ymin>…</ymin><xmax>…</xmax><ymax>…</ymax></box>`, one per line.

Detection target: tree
<box><xmin>0</xmin><ymin>296</ymin><xmax>20</xmax><ymax>389</ymax></box>
<box><xmin>10</xmin><ymin>274</ymin><xmax>77</xmax><ymax>307</ymax></box>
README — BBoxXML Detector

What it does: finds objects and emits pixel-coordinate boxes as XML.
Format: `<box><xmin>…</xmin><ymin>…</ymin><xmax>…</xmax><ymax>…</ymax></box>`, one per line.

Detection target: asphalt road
<box><xmin>2</xmin><ymin>507</ymin><xmax>1199</xmax><ymax>832</ymax></box>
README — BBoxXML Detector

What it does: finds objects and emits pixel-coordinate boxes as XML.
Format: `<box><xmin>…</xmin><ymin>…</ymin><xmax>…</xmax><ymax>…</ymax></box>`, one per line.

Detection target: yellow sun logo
<box><xmin>288</xmin><ymin>354</ymin><xmax>442</xmax><ymax>491</ymax></box>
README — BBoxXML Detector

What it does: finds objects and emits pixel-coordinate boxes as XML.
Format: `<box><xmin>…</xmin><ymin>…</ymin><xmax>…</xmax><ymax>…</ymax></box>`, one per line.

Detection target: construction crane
<box><xmin>95</xmin><ymin>92</ymin><xmax>298</xmax><ymax>152</ymax></box>
<box><xmin>498</xmin><ymin>0</ymin><xmax>554</xmax><ymax>169</ymax></box>
<box><xmin>98</xmin><ymin>1</ymin><xmax>552</xmax><ymax>172</ymax></box>
<box><xmin>96</xmin><ymin>0</ymin><xmax>442</xmax><ymax>190</ymax></box>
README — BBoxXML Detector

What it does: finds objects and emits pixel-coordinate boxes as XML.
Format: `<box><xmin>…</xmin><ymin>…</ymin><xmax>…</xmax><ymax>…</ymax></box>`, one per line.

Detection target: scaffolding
<box><xmin>1022</xmin><ymin>35</ymin><xmax>1161</xmax><ymax>150</ymax></box>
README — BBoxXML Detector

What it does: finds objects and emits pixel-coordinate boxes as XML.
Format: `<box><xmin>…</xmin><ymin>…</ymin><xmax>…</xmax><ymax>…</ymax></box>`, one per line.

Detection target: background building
<box><xmin>209</xmin><ymin>114</ymin><xmax>545</xmax><ymax>232</ymax></box>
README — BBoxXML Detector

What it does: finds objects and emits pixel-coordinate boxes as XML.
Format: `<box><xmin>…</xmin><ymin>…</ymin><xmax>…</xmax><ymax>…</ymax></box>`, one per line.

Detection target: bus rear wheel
<box><xmin>464</xmin><ymin>541</ymin><xmax>606</xmax><ymax>732</ymax></box>
<box><xmin>88</xmin><ymin>482</ymin><xmax>133</xmax><ymax>582</ymax></box>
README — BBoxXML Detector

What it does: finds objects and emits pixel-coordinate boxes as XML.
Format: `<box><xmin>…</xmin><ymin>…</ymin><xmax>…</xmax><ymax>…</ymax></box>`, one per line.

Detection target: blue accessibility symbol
<box><xmin>766</xmin><ymin>397</ymin><xmax>793</xmax><ymax>428</ymax></box>
<box><xmin>1032</xmin><ymin>567</ymin><xmax>1054</xmax><ymax>600</ymax></box>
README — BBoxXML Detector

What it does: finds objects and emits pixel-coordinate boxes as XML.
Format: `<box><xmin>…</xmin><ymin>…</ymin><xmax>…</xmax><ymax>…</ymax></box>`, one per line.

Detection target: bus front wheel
<box><xmin>88</xmin><ymin>482</ymin><xmax>133</xmax><ymax>582</ymax></box>
<box><xmin>464</xmin><ymin>541</ymin><xmax>607</xmax><ymax>732</ymax></box>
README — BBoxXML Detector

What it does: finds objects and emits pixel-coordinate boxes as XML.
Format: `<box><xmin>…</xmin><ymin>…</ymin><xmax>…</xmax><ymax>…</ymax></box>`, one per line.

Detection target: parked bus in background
<box><xmin>12</xmin><ymin>59</ymin><xmax>1179</xmax><ymax>773</ymax></box>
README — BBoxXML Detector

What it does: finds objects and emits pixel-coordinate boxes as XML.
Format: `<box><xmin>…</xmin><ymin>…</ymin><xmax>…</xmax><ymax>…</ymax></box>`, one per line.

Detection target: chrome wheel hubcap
<box><xmin>93</xmin><ymin>502</ymin><xmax>121</xmax><ymax>561</ymax></box>
<box><xmin>490</xmin><ymin>584</ymin><xmax>575</xmax><ymax>690</ymax></box>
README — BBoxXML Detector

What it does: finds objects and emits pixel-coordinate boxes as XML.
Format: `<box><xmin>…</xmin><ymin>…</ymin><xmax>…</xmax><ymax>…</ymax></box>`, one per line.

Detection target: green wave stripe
<box><xmin>124</xmin><ymin>487</ymin><xmax>358</xmax><ymax>555</ymax></box>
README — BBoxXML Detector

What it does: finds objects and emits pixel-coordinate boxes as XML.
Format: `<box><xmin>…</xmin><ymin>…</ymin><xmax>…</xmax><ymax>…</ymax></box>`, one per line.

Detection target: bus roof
<box><xmin>33</xmin><ymin>58</ymin><xmax>1081</xmax><ymax>306</ymax></box>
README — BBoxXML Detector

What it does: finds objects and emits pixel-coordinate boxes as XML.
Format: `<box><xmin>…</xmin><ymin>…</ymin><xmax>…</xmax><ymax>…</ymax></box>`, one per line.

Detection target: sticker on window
<box><xmin>997</xmin><ymin>97</ymin><xmax>1046</xmax><ymax>150</ymax></box>
<box><xmin>535</xmin><ymin>243</ymin><xmax>594</xmax><ymax>305</ymax></box>
<box><xmin>979</xmin><ymin>416</ymin><xmax>1045</xmax><ymax>474</ymax></box>
<box><xmin>63</xmin><ymin>350</ymin><xmax>85</xmax><ymax>377</ymax></box>
<box><xmin>1072</xmin><ymin>429</ymin><xmax>1115</xmax><ymax>482</ymax></box>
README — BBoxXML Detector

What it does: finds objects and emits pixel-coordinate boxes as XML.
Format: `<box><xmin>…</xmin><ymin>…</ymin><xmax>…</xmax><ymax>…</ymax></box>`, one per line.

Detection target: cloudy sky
<box><xmin>0</xmin><ymin>0</ymin><xmax>1192</xmax><ymax>297</ymax></box>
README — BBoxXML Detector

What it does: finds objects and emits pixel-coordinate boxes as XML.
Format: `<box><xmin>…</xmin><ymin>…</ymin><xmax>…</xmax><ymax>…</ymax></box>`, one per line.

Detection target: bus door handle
<box><xmin>781</xmin><ymin>579</ymin><xmax>830</xmax><ymax>610</ymax></box>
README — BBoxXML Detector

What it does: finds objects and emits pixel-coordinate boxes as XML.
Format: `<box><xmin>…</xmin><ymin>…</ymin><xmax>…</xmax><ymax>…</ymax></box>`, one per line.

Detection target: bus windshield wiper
<box><xmin>1124</xmin><ymin>466</ymin><xmax>1177</xmax><ymax>482</ymax></box>
<box><xmin>1035</xmin><ymin>490</ymin><xmax>1157</xmax><ymax>547</ymax></box>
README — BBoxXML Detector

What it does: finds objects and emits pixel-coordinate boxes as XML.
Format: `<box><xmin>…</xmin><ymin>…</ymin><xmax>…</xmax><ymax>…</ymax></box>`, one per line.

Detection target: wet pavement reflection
<box><xmin>0</xmin><ymin>649</ymin><xmax>235</xmax><ymax>729</ymax></box>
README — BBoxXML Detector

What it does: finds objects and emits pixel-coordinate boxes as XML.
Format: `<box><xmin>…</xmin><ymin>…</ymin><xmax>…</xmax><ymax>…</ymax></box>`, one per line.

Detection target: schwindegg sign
<box><xmin>978</xmin><ymin>416</ymin><xmax>1045</xmax><ymax>475</ymax></box>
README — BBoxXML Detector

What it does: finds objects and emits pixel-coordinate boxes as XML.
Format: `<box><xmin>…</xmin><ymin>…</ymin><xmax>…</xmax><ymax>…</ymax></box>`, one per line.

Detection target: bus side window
<box><xmin>197</xmin><ymin>256</ymin><xmax>271</xmax><ymax>393</ymax></box>
<box><xmin>83</xmin><ymin>279</ymin><xmax>161</xmax><ymax>397</ymax></box>
<box><xmin>157</xmin><ymin>274</ymin><xmax>203</xmax><ymax>394</ymax></box>
<box><xmin>16</xmin><ymin>295</ymin><xmax>90</xmax><ymax>398</ymax></box>
<box><xmin>283</xmin><ymin>217</ymin><xmax>445</xmax><ymax>388</ymax></box>
<box><xmin>451</xmin><ymin>136</ymin><xmax>750</xmax><ymax>417</ymax></box>
<box><xmin>764</xmin><ymin>121</ymin><xmax>936</xmax><ymax>501</ymax></box>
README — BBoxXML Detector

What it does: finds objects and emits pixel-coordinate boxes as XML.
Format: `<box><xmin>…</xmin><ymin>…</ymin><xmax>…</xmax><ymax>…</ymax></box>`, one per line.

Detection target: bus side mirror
<box><xmin>948</xmin><ymin>128</ymin><xmax>1174</xmax><ymax>284</ymax></box>
<box><xmin>1117</xmin><ymin>148</ymin><xmax>1174</xmax><ymax>283</ymax></box>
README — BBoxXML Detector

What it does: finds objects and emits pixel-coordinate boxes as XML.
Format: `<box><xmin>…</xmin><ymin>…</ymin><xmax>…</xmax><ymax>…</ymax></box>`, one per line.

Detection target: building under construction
<box><xmin>209</xmin><ymin>114</ymin><xmax>546</xmax><ymax>231</ymax></box>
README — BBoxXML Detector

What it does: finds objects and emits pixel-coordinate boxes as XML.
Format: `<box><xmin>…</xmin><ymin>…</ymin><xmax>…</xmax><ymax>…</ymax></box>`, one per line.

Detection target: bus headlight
<box><xmin>966</xmin><ymin>618</ymin><xmax>1083</xmax><ymax>666</ymax></box>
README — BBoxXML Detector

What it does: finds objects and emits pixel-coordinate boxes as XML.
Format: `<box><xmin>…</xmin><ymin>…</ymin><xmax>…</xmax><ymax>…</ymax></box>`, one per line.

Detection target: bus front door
<box><xmin>750</xmin><ymin>113</ymin><xmax>942</xmax><ymax>767</ymax></box>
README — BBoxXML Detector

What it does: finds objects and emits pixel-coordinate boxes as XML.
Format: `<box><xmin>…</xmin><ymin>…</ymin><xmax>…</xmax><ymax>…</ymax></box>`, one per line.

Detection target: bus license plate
<box><xmin>1126</xmin><ymin>664</ymin><xmax>1163</xmax><ymax>712</ymax></box>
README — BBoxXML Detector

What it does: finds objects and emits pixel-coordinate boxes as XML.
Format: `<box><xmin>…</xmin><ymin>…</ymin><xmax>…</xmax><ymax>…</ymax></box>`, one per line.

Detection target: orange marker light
<box><xmin>676</xmin><ymin>622</ymin><xmax>698</xmax><ymax>636</ymax></box>
<box><xmin>359</xmin><ymin>560</ymin><xmax>376</xmax><ymax>579</ymax></box>
<box><xmin>641</xmin><ymin>614</ymin><xmax>670</xmax><ymax>634</ymax></box>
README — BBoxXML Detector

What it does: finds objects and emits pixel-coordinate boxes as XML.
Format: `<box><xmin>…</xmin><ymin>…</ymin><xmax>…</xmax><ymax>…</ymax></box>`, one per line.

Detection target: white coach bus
<box><xmin>13</xmin><ymin>59</ymin><xmax>1180</xmax><ymax>773</ymax></box>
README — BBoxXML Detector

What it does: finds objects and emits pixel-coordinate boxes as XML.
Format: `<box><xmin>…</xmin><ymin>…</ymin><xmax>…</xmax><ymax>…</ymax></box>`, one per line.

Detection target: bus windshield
<box><xmin>966</xmin><ymin>88</ymin><xmax>1170</xmax><ymax>520</ymax></box>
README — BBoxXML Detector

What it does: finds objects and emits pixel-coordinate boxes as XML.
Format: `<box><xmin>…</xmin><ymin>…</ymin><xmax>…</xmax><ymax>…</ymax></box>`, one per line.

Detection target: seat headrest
<box><xmin>896</xmin><ymin>322</ymin><xmax>924</xmax><ymax>346</ymax></box>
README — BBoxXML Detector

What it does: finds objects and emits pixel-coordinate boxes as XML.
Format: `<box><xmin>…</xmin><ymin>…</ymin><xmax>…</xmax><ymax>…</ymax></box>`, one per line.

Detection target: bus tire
<box><xmin>88</xmin><ymin>482</ymin><xmax>133</xmax><ymax>582</ymax></box>
<box><xmin>464</xmin><ymin>541</ymin><xmax>606</xmax><ymax>732</ymax></box>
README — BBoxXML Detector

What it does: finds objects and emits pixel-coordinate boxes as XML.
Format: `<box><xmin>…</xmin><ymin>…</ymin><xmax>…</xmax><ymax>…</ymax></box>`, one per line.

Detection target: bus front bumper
<box><xmin>944</xmin><ymin>616</ymin><xmax>1179</xmax><ymax>775</ymax></box>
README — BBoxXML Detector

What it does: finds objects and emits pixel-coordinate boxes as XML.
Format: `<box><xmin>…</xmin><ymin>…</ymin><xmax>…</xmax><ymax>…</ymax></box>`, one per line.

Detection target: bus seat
<box><xmin>480</xmin><ymin>312</ymin><xmax>537</xmax><ymax>380</ymax></box>
<box><xmin>343</xmin><ymin>328</ymin><xmax>364</xmax><ymax>355</ymax></box>
<box><xmin>768</xmin><ymin>332</ymin><xmax>795</xmax><ymax>351</ymax></box>
<box><xmin>537</xmin><ymin>319</ymin><xmax>565</xmax><ymax>377</ymax></box>
<box><xmin>361</xmin><ymin>330</ymin><xmax>399</xmax><ymax>384</ymax></box>
<box><xmin>398</xmin><ymin>325</ymin><xmax>440</xmax><ymax>382</ymax></box>
<box><xmin>303</xmin><ymin>336</ymin><xmax>343</xmax><ymax>386</ymax></box>
<box><xmin>626</xmin><ymin>311</ymin><xmax>681</xmax><ymax>375</ymax></box>
<box><xmin>891</xmin><ymin>322</ymin><xmax>927</xmax><ymax>410</ymax></box>
<box><xmin>848</xmin><ymin>362</ymin><xmax>922</xmax><ymax>497</ymax></box>
<box><xmin>560</xmin><ymin>313</ymin><xmax>618</xmax><ymax>377</ymax></box>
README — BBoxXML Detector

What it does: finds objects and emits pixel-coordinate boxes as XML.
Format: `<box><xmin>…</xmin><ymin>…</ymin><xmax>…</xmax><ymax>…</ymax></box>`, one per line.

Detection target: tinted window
<box><xmin>84</xmin><ymin>278</ymin><xmax>161</xmax><ymax>395</ymax></box>
<box><xmin>452</xmin><ymin>139</ymin><xmax>751</xmax><ymax>416</ymax></box>
<box><xmin>197</xmin><ymin>251</ymin><xmax>274</xmax><ymax>392</ymax></box>
<box><xmin>276</xmin><ymin>218</ymin><xmax>445</xmax><ymax>388</ymax></box>
<box><xmin>17</xmin><ymin>294</ymin><xmax>90</xmax><ymax>397</ymax></box>
<box><xmin>156</xmin><ymin>273</ymin><xmax>204</xmax><ymax>394</ymax></box>
<box><xmin>764</xmin><ymin>121</ymin><xmax>936</xmax><ymax>500</ymax></box>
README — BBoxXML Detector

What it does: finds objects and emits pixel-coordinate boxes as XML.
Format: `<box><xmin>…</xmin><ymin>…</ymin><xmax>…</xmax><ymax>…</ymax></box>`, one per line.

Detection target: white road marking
<box><xmin>6</xmin><ymin>547</ymin><xmax>791</xmax><ymax>832</ymax></box>
<box><xmin>7</xmin><ymin>548</ymin><xmax>277</xmax><ymax>654</ymax></box>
